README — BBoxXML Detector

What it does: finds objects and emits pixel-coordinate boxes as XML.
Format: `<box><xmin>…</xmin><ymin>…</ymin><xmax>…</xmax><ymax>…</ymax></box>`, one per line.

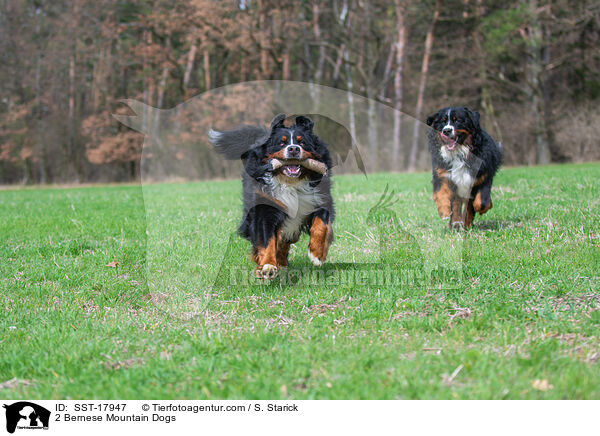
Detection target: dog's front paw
<box><xmin>308</xmin><ymin>249</ymin><xmax>324</xmax><ymax>267</ymax></box>
<box><xmin>255</xmin><ymin>263</ymin><xmax>279</xmax><ymax>280</ymax></box>
<box><xmin>450</xmin><ymin>221</ymin><xmax>465</xmax><ymax>231</ymax></box>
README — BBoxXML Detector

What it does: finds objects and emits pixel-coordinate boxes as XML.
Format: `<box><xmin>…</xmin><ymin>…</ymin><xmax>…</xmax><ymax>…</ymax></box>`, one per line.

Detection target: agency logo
<box><xmin>2</xmin><ymin>402</ymin><xmax>50</xmax><ymax>434</ymax></box>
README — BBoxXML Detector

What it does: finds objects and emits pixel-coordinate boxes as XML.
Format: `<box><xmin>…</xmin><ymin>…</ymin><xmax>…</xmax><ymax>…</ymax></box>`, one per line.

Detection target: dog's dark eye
<box><xmin>442</xmin><ymin>117</ymin><xmax>447</xmax><ymax>122</ymax></box>
<box><xmin>452</xmin><ymin>116</ymin><xmax>456</xmax><ymax>121</ymax></box>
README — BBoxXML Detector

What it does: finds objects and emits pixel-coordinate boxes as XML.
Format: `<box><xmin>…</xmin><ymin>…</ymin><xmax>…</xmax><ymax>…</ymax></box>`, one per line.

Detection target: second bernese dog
<box><xmin>426</xmin><ymin>106</ymin><xmax>502</xmax><ymax>229</ymax></box>
<box><xmin>209</xmin><ymin>114</ymin><xmax>334</xmax><ymax>279</ymax></box>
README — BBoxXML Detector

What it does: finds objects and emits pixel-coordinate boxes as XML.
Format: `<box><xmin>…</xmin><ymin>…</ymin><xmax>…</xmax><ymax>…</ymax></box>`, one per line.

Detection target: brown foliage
<box><xmin>82</xmin><ymin>109</ymin><xmax>142</xmax><ymax>165</ymax></box>
<box><xmin>0</xmin><ymin>0</ymin><xmax>598</xmax><ymax>183</ymax></box>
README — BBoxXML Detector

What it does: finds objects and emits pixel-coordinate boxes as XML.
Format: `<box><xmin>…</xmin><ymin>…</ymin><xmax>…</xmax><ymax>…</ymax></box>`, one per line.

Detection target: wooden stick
<box><xmin>270</xmin><ymin>158</ymin><xmax>283</xmax><ymax>170</ymax></box>
<box><xmin>270</xmin><ymin>158</ymin><xmax>327</xmax><ymax>175</ymax></box>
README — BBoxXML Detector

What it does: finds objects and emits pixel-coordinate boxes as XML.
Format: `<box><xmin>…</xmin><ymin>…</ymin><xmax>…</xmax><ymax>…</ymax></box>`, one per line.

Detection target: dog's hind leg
<box><xmin>276</xmin><ymin>241</ymin><xmax>291</xmax><ymax>268</ymax></box>
<box><xmin>473</xmin><ymin>182</ymin><xmax>493</xmax><ymax>215</ymax></box>
<box><xmin>465</xmin><ymin>200</ymin><xmax>476</xmax><ymax>229</ymax></box>
<box><xmin>432</xmin><ymin>170</ymin><xmax>452</xmax><ymax>220</ymax></box>
<box><xmin>308</xmin><ymin>209</ymin><xmax>333</xmax><ymax>266</ymax></box>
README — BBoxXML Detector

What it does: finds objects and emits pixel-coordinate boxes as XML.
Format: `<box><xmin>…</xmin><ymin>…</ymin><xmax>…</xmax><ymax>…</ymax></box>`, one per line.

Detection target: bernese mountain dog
<box><xmin>426</xmin><ymin>106</ymin><xmax>502</xmax><ymax>229</ymax></box>
<box><xmin>209</xmin><ymin>114</ymin><xmax>334</xmax><ymax>279</ymax></box>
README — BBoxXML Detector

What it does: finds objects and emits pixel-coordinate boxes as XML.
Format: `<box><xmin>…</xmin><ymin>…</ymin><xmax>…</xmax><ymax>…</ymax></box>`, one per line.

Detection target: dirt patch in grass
<box><xmin>102</xmin><ymin>356</ymin><xmax>145</xmax><ymax>370</ymax></box>
<box><xmin>0</xmin><ymin>378</ymin><xmax>33</xmax><ymax>390</ymax></box>
<box><xmin>525</xmin><ymin>293</ymin><xmax>600</xmax><ymax>320</ymax></box>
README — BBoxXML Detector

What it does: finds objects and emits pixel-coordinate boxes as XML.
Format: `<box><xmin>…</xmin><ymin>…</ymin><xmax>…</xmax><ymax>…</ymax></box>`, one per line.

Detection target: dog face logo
<box><xmin>3</xmin><ymin>402</ymin><xmax>50</xmax><ymax>434</ymax></box>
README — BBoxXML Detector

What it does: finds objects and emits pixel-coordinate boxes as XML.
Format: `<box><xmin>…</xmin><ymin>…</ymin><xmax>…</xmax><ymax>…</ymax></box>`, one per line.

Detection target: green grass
<box><xmin>1</xmin><ymin>162</ymin><xmax>599</xmax><ymax>399</ymax></box>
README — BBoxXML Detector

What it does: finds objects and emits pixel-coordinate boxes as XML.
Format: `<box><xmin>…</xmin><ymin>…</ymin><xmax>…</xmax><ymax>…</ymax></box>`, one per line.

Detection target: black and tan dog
<box><xmin>209</xmin><ymin>114</ymin><xmax>334</xmax><ymax>279</ymax></box>
<box><xmin>426</xmin><ymin>106</ymin><xmax>502</xmax><ymax>229</ymax></box>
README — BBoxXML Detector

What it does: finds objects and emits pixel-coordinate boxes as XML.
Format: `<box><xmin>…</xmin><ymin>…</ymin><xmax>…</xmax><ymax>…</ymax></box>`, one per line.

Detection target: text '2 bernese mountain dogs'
<box><xmin>209</xmin><ymin>114</ymin><xmax>334</xmax><ymax>280</ymax></box>
<box><xmin>426</xmin><ymin>106</ymin><xmax>502</xmax><ymax>229</ymax></box>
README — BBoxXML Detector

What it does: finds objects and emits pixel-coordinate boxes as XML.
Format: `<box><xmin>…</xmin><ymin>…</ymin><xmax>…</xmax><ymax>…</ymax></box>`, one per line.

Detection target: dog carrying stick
<box><xmin>270</xmin><ymin>158</ymin><xmax>327</xmax><ymax>175</ymax></box>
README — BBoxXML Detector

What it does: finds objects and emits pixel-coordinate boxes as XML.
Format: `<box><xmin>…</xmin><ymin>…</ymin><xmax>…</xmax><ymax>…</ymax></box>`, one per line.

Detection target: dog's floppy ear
<box><xmin>466</xmin><ymin>108</ymin><xmax>481</xmax><ymax>130</ymax></box>
<box><xmin>295</xmin><ymin>115</ymin><xmax>314</xmax><ymax>132</ymax></box>
<box><xmin>270</xmin><ymin>113</ymin><xmax>286</xmax><ymax>131</ymax></box>
<box><xmin>426</xmin><ymin>111</ymin><xmax>438</xmax><ymax>126</ymax></box>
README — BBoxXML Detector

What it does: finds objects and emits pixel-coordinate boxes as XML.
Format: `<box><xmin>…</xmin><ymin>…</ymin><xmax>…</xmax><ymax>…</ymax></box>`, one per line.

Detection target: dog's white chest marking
<box><xmin>450</xmin><ymin>164</ymin><xmax>474</xmax><ymax>198</ymax></box>
<box><xmin>268</xmin><ymin>178</ymin><xmax>325</xmax><ymax>240</ymax></box>
<box><xmin>440</xmin><ymin>147</ymin><xmax>474</xmax><ymax>199</ymax></box>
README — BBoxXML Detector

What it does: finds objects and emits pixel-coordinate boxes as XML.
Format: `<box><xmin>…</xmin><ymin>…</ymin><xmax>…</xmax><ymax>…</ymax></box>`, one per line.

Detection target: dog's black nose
<box><xmin>442</xmin><ymin>127</ymin><xmax>453</xmax><ymax>136</ymax></box>
<box><xmin>287</xmin><ymin>145</ymin><xmax>301</xmax><ymax>157</ymax></box>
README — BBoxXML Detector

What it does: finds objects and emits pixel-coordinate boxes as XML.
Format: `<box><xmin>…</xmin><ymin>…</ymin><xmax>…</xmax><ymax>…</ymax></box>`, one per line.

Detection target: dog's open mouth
<box><xmin>282</xmin><ymin>164</ymin><xmax>302</xmax><ymax>178</ymax></box>
<box><xmin>440</xmin><ymin>133</ymin><xmax>459</xmax><ymax>150</ymax></box>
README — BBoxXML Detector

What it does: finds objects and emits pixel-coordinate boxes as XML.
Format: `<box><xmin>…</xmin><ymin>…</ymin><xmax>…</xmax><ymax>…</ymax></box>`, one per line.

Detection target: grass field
<box><xmin>1</xmin><ymin>162</ymin><xmax>599</xmax><ymax>399</ymax></box>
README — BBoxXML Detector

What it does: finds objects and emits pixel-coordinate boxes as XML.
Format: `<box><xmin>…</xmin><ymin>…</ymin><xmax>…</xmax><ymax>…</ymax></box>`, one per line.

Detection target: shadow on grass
<box><xmin>470</xmin><ymin>214</ymin><xmax>530</xmax><ymax>231</ymax></box>
<box><xmin>204</xmin><ymin>186</ymin><xmax>513</xmax><ymax>293</ymax></box>
<box><xmin>210</xmin><ymin>235</ymin><xmax>464</xmax><ymax>293</ymax></box>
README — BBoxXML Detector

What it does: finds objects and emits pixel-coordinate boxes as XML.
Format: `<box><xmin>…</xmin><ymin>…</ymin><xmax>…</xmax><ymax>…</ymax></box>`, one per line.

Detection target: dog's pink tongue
<box><xmin>441</xmin><ymin>133</ymin><xmax>457</xmax><ymax>150</ymax></box>
<box><xmin>284</xmin><ymin>165</ymin><xmax>301</xmax><ymax>176</ymax></box>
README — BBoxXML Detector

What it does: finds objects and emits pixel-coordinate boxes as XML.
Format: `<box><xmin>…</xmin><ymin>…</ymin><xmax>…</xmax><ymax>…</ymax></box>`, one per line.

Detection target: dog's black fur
<box><xmin>426</xmin><ymin>106</ymin><xmax>502</xmax><ymax>229</ymax></box>
<box><xmin>209</xmin><ymin>114</ymin><xmax>334</xmax><ymax>279</ymax></box>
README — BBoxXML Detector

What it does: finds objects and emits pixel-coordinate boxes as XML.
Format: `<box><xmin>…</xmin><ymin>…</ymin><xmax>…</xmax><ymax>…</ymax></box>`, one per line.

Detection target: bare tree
<box><xmin>408</xmin><ymin>0</ymin><xmax>440</xmax><ymax>172</ymax></box>
<box><xmin>392</xmin><ymin>0</ymin><xmax>407</xmax><ymax>168</ymax></box>
<box><xmin>524</xmin><ymin>0</ymin><xmax>551</xmax><ymax>164</ymax></box>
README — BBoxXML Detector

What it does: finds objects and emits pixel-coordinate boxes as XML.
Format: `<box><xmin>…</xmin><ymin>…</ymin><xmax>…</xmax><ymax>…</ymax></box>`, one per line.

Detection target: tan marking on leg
<box><xmin>308</xmin><ymin>216</ymin><xmax>332</xmax><ymax>266</ymax></box>
<box><xmin>465</xmin><ymin>200</ymin><xmax>475</xmax><ymax>229</ymax></box>
<box><xmin>254</xmin><ymin>233</ymin><xmax>280</xmax><ymax>279</ymax></box>
<box><xmin>433</xmin><ymin>179</ymin><xmax>452</xmax><ymax>219</ymax></box>
<box><xmin>473</xmin><ymin>192</ymin><xmax>493</xmax><ymax>214</ymax></box>
<box><xmin>276</xmin><ymin>241</ymin><xmax>290</xmax><ymax>267</ymax></box>
<box><xmin>450</xmin><ymin>196</ymin><xmax>467</xmax><ymax>229</ymax></box>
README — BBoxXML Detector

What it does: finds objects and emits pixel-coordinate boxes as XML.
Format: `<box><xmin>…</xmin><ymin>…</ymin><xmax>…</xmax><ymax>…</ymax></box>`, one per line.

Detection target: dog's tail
<box><xmin>208</xmin><ymin>125</ymin><xmax>268</xmax><ymax>160</ymax></box>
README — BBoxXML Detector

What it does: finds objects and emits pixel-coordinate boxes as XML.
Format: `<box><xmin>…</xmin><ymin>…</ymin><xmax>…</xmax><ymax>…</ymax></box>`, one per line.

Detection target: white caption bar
<box><xmin>0</xmin><ymin>400</ymin><xmax>596</xmax><ymax>435</ymax></box>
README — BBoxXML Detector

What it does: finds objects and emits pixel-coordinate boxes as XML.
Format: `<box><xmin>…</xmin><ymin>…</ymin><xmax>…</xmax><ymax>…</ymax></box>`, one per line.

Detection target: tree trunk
<box><xmin>341</xmin><ymin>4</ymin><xmax>357</xmax><ymax>153</ymax></box>
<box><xmin>312</xmin><ymin>2</ymin><xmax>326</xmax><ymax>107</ymax></box>
<box><xmin>332</xmin><ymin>43</ymin><xmax>345</xmax><ymax>85</ymax></box>
<box><xmin>68</xmin><ymin>54</ymin><xmax>75</xmax><ymax>160</ymax></box>
<box><xmin>183</xmin><ymin>42</ymin><xmax>197</xmax><ymax>92</ymax></box>
<box><xmin>258</xmin><ymin>0</ymin><xmax>269</xmax><ymax>79</ymax></box>
<box><xmin>367</xmin><ymin>89</ymin><xmax>378</xmax><ymax>160</ymax></box>
<box><xmin>282</xmin><ymin>50</ymin><xmax>290</xmax><ymax>80</ymax></box>
<box><xmin>154</xmin><ymin>66</ymin><xmax>168</xmax><ymax>140</ymax></box>
<box><xmin>35</xmin><ymin>53</ymin><xmax>47</xmax><ymax>184</ymax></box>
<box><xmin>344</xmin><ymin>47</ymin><xmax>357</xmax><ymax>151</ymax></box>
<box><xmin>542</xmin><ymin>0</ymin><xmax>561</xmax><ymax>161</ymax></box>
<box><xmin>475</xmin><ymin>0</ymin><xmax>502</xmax><ymax>142</ymax></box>
<box><xmin>91</xmin><ymin>51</ymin><xmax>99</xmax><ymax>111</ymax></box>
<box><xmin>68</xmin><ymin>53</ymin><xmax>81</xmax><ymax>183</ymax></box>
<box><xmin>392</xmin><ymin>0</ymin><xmax>406</xmax><ymax>169</ymax></box>
<box><xmin>408</xmin><ymin>0</ymin><xmax>440</xmax><ymax>172</ymax></box>
<box><xmin>525</xmin><ymin>0</ymin><xmax>550</xmax><ymax>165</ymax></box>
<box><xmin>380</xmin><ymin>47</ymin><xmax>395</xmax><ymax>102</ymax></box>
<box><xmin>203</xmin><ymin>48</ymin><xmax>211</xmax><ymax>90</ymax></box>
